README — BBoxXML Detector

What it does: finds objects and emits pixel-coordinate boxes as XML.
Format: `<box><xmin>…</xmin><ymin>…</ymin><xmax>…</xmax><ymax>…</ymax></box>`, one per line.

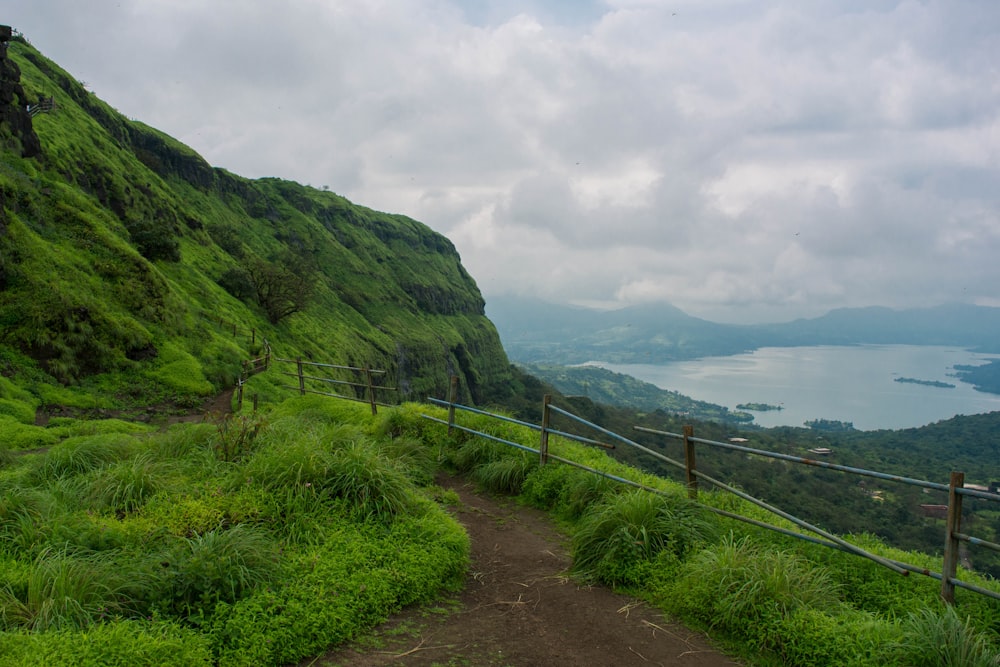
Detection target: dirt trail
<box><xmin>306</xmin><ymin>474</ymin><xmax>741</xmax><ymax>667</ymax></box>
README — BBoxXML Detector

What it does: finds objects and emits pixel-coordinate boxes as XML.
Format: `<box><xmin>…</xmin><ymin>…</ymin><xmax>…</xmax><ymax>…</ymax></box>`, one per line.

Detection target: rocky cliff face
<box><xmin>0</xmin><ymin>33</ymin><xmax>41</xmax><ymax>158</ymax></box>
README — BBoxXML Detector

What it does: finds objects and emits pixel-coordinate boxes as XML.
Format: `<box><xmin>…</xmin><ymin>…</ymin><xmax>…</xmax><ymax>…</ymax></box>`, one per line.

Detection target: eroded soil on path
<box><xmin>305</xmin><ymin>474</ymin><xmax>741</xmax><ymax>667</ymax></box>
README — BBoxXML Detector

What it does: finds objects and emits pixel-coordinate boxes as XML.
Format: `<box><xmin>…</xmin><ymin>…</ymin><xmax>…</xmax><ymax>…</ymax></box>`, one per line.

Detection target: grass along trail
<box><xmin>305</xmin><ymin>473</ymin><xmax>740</xmax><ymax>667</ymax></box>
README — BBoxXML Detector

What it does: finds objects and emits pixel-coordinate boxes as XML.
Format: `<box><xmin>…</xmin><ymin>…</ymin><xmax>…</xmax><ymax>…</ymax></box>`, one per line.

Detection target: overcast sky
<box><xmin>10</xmin><ymin>1</ymin><xmax>1000</xmax><ymax>323</ymax></box>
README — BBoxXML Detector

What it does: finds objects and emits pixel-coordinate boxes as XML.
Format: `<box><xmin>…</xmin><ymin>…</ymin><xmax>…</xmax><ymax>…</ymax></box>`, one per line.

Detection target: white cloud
<box><xmin>9</xmin><ymin>0</ymin><xmax>1000</xmax><ymax>323</ymax></box>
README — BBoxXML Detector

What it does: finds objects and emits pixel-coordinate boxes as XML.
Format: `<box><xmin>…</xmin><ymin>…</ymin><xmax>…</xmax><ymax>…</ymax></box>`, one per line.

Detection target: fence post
<box><xmin>237</xmin><ymin>379</ymin><xmax>244</xmax><ymax>411</ymax></box>
<box><xmin>251</xmin><ymin>328</ymin><xmax>256</xmax><ymax>346</ymax></box>
<box><xmin>539</xmin><ymin>394</ymin><xmax>551</xmax><ymax>465</ymax></box>
<box><xmin>365</xmin><ymin>367</ymin><xmax>378</xmax><ymax>416</ymax></box>
<box><xmin>941</xmin><ymin>471</ymin><xmax>965</xmax><ymax>605</ymax></box>
<box><xmin>252</xmin><ymin>393</ymin><xmax>258</xmax><ymax>413</ymax></box>
<box><xmin>447</xmin><ymin>375</ymin><xmax>458</xmax><ymax>436</ymax></box>
<box><xmin>683</xmin><ymin>425</ymin><xmax>698</xmax><ymax>499</ymax></box>
<box><xmin>296</xmin><ymin>358</ymin><xmax>306</xmax><ymax>396</ymax></box>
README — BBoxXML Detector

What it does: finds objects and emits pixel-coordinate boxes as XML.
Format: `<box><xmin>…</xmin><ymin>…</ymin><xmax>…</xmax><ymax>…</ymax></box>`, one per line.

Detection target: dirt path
<box><xmin>305</xmin><ymin>474</ymin><xmax>741</xmax><ymax>667</ymax></box>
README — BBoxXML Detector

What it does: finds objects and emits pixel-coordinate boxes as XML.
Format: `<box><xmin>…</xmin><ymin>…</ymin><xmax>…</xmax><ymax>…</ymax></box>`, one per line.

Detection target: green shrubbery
<box><xmin>0</xmin><ymin>398</ymin><xmax>469</xmax><ymax>666</ymax></box>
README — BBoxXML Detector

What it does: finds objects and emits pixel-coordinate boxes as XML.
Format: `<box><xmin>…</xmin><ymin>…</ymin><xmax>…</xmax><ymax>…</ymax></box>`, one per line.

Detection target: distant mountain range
<box><xmin>485</xmin><ymin>296</ymin><xmax>1000</xmax><ymax>365</ymax></box>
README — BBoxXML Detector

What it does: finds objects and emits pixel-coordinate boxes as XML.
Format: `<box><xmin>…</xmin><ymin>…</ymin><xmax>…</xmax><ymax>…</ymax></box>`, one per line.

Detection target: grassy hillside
<box><xmin>1</xmin><ymin>36</ymin><xmax>513</xmax><ymax>422</ymax></box>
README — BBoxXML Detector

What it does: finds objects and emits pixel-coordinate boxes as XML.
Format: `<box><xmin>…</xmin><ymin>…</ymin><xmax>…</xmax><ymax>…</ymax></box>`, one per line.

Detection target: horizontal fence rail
<box><xmin>423</xmin><ymin>378</ymin><xmax>1000</xmax><ymax>605</ymax></box>
<box><xmin>636</xmin><ymin>426</ymin><xmax>1000</xmax><ymax>603</ymax></box>
<box><xmin>274</xmin><ymin>356</ymin><xmax>396</xmax><ymax>415</ymax></box>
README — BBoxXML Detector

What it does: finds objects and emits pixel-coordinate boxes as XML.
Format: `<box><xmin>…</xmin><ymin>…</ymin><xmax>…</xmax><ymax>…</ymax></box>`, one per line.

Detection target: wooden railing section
<box><xmin>425</xmin><ymin>378</ymin><xmax>1000</xmax><ymax>605</ymax></box>
<box><xmin>273</xmin><ymin>357</ymin><xmax>396</xmax><ymax>415</ymax></box>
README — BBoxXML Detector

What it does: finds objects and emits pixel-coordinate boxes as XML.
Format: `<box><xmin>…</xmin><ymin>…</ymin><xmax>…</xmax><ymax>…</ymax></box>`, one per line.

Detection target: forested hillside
<box><xmin>1</xmin><ymin>35</ymin><xmax>514</xmax><ymax>417</ymax></box>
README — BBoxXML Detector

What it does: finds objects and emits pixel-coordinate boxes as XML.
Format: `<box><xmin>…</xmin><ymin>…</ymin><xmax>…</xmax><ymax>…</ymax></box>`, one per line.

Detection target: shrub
<box><xmin>212</xmin><ymin>412</ymin><xmax>264</xmax><ymax>463</ymax></box>
<box><xmin>776</xmin><ymin>607</ymin><xmax>890</xmax><ymax>666</ymax></box>
<box><xmin>572</xmin><ymin>489</ymin><xmax>718</xmax><ymax>586</ymax></box>
<box><xmin>216</xmin><ymin>266</ymin><xmax>254</xmax><ymax>301</ymax></box>
<box><xmin>244</xmin><ymin>256</ymin><xmax>314</xmax><ymax>324</ymax></box>
<box><xmin>208</xmin><ymin>224</ymin><xmax>245</xmax><ymax>258</ymax></box>
<box><xmin>159</xmin><ymin>524</ymin><xmax>278</xmax><ymax>617</ymax></box>
<box><xmin>125</xmin><ymin>217</ymin><xmax>180</xmax><ymax>262</ymax></box>
<box><xmin>520</xmin><ymin>460</ymin><xmax>572</xmax><ymax>509</ymax></box>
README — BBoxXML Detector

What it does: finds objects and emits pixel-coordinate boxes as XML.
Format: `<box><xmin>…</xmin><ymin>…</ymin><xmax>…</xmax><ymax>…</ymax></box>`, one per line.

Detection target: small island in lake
<box><xmin>894</xmin><ymin>377</ymin><xmax>956</xmax><ymax>389</ymax></box>
<box><xmin>736</xmin><ymin>402</ymin><xmax>783</xmax><ymax>411</ymax></box>
<box><xmin>804</xmin><ymin>418</ymin><xmax>856</xmax><ymax>432</ymax></box>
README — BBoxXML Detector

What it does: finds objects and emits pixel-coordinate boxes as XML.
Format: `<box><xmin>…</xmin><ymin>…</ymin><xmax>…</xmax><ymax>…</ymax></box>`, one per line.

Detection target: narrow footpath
<box><xmin>306</xmin><ymin>474</ymin><xmax>741</xmax><ymax>667</ymax></box>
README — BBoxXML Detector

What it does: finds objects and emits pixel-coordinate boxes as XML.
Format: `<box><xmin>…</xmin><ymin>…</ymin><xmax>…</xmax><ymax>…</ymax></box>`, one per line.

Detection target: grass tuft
<box><xmin>671</xmin><ymin>534</ymin><xmax>842</xmax><ymax>645</ymax></box>
<box><xmin>892</xmin><ymin>605</ymin><xmax>1000</xmax><ymax>667</ymax></box>
<box><xmin>572</xmin><ymin>489</ymin><xmax>718</xmax><ymax>586</ymax></box>
<box><xmin>0</xmin><ymin>547</ymin><xmax>130</xmax><ymax>631</ymax></box>
<box><xmin>160</xmin><ymin>524</ymin><xmax>278</xmax><ymax>617</ymax></box>
<box><xmin>88</xmin><ymin>456</ymin><xmax>163</xmax><ymax>514</ymax></box>
<box><xmin>471</xmin><ymin>454</ymin><xmax>534</xmax><ymax>494</ymax></box>
<box><xmin>35</xmin><ymin>434</ymin><xmax>135</xmax><ymax>480</ymax></box>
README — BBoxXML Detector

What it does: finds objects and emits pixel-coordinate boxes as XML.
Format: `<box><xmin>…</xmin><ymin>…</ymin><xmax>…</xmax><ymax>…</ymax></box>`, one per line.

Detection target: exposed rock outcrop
<box><xmin>0</xmin><ymin>30</ymin><xmax>41</xmax><ymax>158</ymax></box>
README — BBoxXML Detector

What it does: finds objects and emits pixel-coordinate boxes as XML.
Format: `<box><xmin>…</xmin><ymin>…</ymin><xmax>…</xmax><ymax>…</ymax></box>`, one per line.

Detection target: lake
<box><xmin>592</xmin><ymin>345</ymin><xmax>1000</xmax><ymax>431</ymax></box>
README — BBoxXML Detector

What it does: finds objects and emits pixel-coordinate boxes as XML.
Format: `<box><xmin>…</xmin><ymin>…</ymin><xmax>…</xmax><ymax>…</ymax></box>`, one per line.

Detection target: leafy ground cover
<box><xmin>3</xmin><ymin>389</ymin><xmax>1000</xmax><ymax>666</ymax></box>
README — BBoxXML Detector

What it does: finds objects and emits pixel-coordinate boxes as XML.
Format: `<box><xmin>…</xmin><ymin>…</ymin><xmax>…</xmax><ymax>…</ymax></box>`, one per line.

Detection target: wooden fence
<box><xmin>273</xmin><ymin>357</ymin><xmax>396</xmax><ymax>415</ymax></box>
<box><xmin>236</xmin><ymin>339</ymin><xmax>271</xmax><ymax>412</ymax></box>
<box><xmin>424</xmin><ymin>378</ymin><xmax>1000</xmax><ymax>606</ymax></box>
<box><xmin>206</xmin><ymin>313</ymin><xmax>395</xmax><ymax>415</ymax></box>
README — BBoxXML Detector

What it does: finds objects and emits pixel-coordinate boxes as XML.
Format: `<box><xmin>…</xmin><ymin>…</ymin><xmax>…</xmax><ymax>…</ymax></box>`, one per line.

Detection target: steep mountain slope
<box><xmin>0</xmin><ymin>37</ymin><xmax>513</xmax><ymax>412</ymax></box>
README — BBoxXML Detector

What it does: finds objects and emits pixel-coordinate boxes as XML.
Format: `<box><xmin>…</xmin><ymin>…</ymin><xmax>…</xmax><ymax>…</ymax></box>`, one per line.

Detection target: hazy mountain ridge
<box><xmin>488</xmin><ymin>295</ymin><xmax>1000</xmax><ymax>366</ymax></box>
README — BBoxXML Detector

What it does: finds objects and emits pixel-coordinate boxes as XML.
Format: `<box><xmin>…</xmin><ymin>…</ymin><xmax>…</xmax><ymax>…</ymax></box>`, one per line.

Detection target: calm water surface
<box><xmin>593</xmin><ymin>345</ymin><xmax>1000</xmax><ymax>431</ymax></box>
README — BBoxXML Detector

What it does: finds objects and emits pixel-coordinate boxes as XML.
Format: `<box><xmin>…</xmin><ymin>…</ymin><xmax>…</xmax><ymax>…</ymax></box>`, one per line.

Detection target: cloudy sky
<box><xmin>10</xmin><ymin>1</ymin><xmax>1000</xmax><ymax>323</ymax></box>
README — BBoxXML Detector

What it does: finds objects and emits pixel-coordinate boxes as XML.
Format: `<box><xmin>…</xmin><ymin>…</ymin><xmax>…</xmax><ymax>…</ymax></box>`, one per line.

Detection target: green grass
<box><xmin>0</xmin><ymin>547</ymin><xmax>131</xmax><ymax>631</ymax></box>
<box><xmin>0</xmin><ymin>400</ymin><xmax>471</xmax><ymax>665</ymax></box>
<box><xmin>33</xmin><ymin>434</ymin><xmax>135</xmax><ymax>480</ymax></box>
<box><xmin>159</xmin><ymin>524</ymin><xmax>279</xmax><ymax>618</ymax></box>
<box><xmin>571</xmin><ymin>488</ymin><xmax>718</xmax><ymax>586</ymax></box>
<box><xmin>892</xmin><ymin>605</ymin><xmax>1000</xmax><ymax>667</ymax></box>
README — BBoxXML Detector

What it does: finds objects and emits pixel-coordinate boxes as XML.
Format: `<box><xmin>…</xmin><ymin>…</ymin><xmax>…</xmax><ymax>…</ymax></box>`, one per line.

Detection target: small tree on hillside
<box><xmin>244</xmin><ymin>257</ymin><xmax>315</xmax><ymax>324</ymax></box>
